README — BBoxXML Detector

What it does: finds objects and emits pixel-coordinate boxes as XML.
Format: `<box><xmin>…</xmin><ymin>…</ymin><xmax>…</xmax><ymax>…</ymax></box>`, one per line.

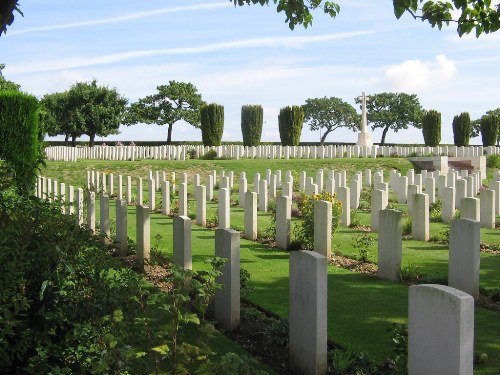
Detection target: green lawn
<box><xmin>41</xmin><ymin>158</ymin><xmax>500</xmax><ymax>374</ymax></box>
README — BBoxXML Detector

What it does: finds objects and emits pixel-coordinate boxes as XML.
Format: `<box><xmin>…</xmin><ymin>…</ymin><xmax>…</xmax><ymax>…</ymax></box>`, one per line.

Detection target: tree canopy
<box><xmin>0</xmin><ymin>64</ymin><xmax>20</xmax><ymax>91</ymax></box>
<box><xmin>232</xmin><ymin>0</ymin><xmax>500</xmax><ymax>36</ymax></box>
<box><xmin>356</xmin><ymin>92</ymin><xmax>423</xmax><ymax>145</ymax></box>
<box><xmin>302</xmin><ymin>97</ymin><xmax>359</xmax><ymax>144</ymax></box>
<box><xmin>126</xmin><ymin>81</ymin><xmax>205</xmax><ymax>145</ymax></box>
<box><xmin>41</xmin><ymin>80</ymin><xmax>127</xmax><ymax>147</ymax></box>
<box><xmin>2</xmin><ymin>1</ymin><xmax>499</xmax><ymax>37</ymax></box>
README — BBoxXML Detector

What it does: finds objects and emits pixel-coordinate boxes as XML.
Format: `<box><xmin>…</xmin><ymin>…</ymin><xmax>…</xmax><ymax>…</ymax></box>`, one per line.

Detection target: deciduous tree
<box><xmin>355</xmin><ymin>92</ymin><xmax>423</xmax><ymax>146</ymax></box>
<box><xmin>126</xmin><ymin>81</ymin><xmax>204</xmax><ymax>145</ymax></box>
<box><xmin>302</xmin><ymin>97</ymin><xmax>359</xmax><ymax>144</ymax></box>
<box><xmin>0</xmin><ymin>64</ymin><xmax>20</xmax><ymax>91</ymax></box>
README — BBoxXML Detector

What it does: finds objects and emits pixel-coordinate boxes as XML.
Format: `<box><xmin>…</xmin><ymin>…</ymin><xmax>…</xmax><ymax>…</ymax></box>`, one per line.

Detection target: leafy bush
<box><xmin>200</xmin><ymin>149</ymin><xmax>218</xmax><ymax>160</ymax></box>
<box><xmin>429</xmin><ymin>199</ymin><xmax>443</xmax><ymax>222</ymax></box>
<box><xmin>0</xmin><ymin>91</ymin><xmax>44</xmax><ymax>195</ymax></box>
<box><xmin>294</xmin><ymin>191</ymin><xmax>342</xmax><ymax>250</ymax></box>
<box><xmin>486</xmin><ymin>154</ymin><xmax>500</xmax><ymax>168</ymax></box>
<box><xmin>353</xmin><ymin>231</ymin><xmax>375</xmax><ymax>262</ymax></box>
<box><xmin>0</xmin><ymin>185</ymin><xmax>264</xmax><ymax>373</ymax></box>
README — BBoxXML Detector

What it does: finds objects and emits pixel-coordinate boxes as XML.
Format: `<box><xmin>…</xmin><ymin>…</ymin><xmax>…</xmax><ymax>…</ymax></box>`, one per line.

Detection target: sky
<box><xmin>2</xmin><ymin>0</ymin><xmax>500</xmax><ymax>145</ymax></box>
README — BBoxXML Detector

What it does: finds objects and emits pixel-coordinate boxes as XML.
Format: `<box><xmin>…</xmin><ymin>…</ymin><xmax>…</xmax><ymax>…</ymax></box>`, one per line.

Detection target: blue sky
<box><xmin>3</xmin><ymin>0</ymin><xmax>500</xmax><ymax>144</ymax></box>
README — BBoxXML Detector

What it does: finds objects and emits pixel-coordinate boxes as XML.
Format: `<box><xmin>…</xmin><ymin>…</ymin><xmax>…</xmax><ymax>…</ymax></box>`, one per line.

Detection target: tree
<box><xmin>452</xmin><ymin>112</ymin><xmax>472</xmax><ymax>146</ymax></box>
<box><xmin>231</xmin><ymin>1</ymin><xmax>500</xmax><ymax>37</ymax></box>
<box><xmin>126</xmin><ymin>81</ymin><xmax>204</xmax><ymax>145</ymax></box>
<box><xmin>66</xmin><ymin>80</ymin><xmax>127</xmax><ymax>147</ymax></box>
<box><xmin>473</xmin><ymin>108</ymin><xmax>500</xmax><ymax>145</ymax></box>
<box><xmin>0</xmin><ymin>64</ymin><xmax>20</xmax><ymax>91</ymax></box>
<box><xmin>480</xmin><ymin>114</ymin><xmax>499</xmax><ymax>147</ymax></box>
<box><xmin>200</xmin><ymin>103</ymin><xmax>224</xmax><ymax>146</ymax></box>
<box><xmin>241</xmin><ymin>104</ymin><xmax>263</xmax><ymax>146</ymax></box>
<box><xmin>0</xmin><ymin>0</ymin><xmax>20</xmax><ymax>35</ymax></box>
<box><xmin>421</xmin><ymin>109</ymin><xmax>441</xmax><ymax>146</ymax></box>
<box><xmin>278</xmin><ymin>105</ymin><xmax>304</xmax><ymax>146</ymax></box>
<box><xmin>355</xmin><ymin>92</ymin><xmax>423</xmax><ymax>145</ymax></box>
<box><xmin>40</xmin><ymin>91</ymin><xmax>84</xmax><ymax>146</ymax></box>
<box><xmin>302</xmin><ymin>97</ymin><xmax>358</xmax><ymax>144</ymax></box>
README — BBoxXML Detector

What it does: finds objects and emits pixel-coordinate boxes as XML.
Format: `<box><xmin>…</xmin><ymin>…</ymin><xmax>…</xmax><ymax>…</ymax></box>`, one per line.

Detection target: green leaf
<box><xmin>151</xmin><ymin>344</ymin><xmax>170</xmax><ymax>355</ymax></box>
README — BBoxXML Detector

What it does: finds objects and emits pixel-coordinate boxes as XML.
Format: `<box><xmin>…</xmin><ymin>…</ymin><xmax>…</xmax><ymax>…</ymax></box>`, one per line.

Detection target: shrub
<box><xmin>421</xmin><ymin>109</ymin><xmax>441</xmax><ymax>146</ymax></box>
<box><xmin>200</xmin><ymin>103</ymin><xmax>224</xmax><ymax>146</ymax></box>
<box><xmin>353</xmin><ymin>231</ymin><xmax>375</xmax><ymax>262</ymax></box>
<box><xmin>294</xmin><ymin>191</ymin><xmax>342</xmax><ymax>250</ymax></box>
<box><xmin>241</xmin><ymin>104</ymin><xmax>263</xmax><ymax>146</ymax></box>
<box><xmin>278</xmin><ymin>105</ymin><xmax>304</xmax><ymax>146</ymax></box>
<box><xmin>480</xmin><ymin>114</ymin><xmax>500</xmax><ymax>147</ymax></box>
<box><xmin>200</xmin><ymin>149</ymin><xmax>218</xmax><ymax>160</ymax></box>
<box><xmin>452</xmin><ymin>112</ymin><xmax>472</xmax><ymax>146</ymax></box>
<box><xmin>487</xmin><ymin>154</ymin><xmax>500</xmax><ymax>168</ymax></box>
<box><xmin>0</xmin><ymin>91</ymin><xmax>43</xmax><ymax>195</ymax></box>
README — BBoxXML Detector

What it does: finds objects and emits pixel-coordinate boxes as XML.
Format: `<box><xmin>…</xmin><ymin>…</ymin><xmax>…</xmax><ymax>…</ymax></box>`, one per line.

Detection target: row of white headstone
<box><xmin>36</xmin><ymin>170</ymin><xmax>489</xmax><ymax>375</ymax></box>
<box><xmin>44</xmin><ymin>143</ymin><xmax>500</xmax><ymax>162</ymax></box>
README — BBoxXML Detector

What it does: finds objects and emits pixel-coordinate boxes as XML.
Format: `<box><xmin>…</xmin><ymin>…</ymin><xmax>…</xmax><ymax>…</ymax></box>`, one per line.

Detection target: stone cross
<box><xmin>357</xmin><ymin>91</ymin><xmax>370</xmax><ymax>133</ymax></box>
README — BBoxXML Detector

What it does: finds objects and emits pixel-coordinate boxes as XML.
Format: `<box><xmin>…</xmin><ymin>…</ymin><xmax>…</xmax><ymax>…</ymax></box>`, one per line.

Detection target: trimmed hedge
<box><xmin>452</xmin><ymin>112</ymin><xmax>471</xmax><ymax>147</ymax></box>
<box><xmin>421</xmin><ymin>110</ymin><xmax>441</xmax><ymax>147</ymax></box>
<box><xmin>200</xmin><ymin>103</ymin><xmax>224</xmax><ymax>146</ymax></box>
<box><xmin>480</xmin><ymin>114</ymin><xmax>499</xmax><ymax>147</ymax></box>
<box><xmin>0</xmin><ymin>91</ymin><xmax>41</xmax><ymax>194</ymax></box>
<box><xmin>278</xmin><ymin>105</ymin><xmax>303</xmax><ymax>146</ymax></box>
<box><xmin>241</xmin><ymin>104</ymin><xmax>263</xmax><ymax>146</ymax></box>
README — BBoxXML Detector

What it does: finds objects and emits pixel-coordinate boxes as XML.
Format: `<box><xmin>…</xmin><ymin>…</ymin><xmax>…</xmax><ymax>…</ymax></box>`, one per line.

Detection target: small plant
<box><xmin>200</xmin><ymin>149</ymin><xmax>218</xmax><ymax>160</ymax></box>
<box><xmin>264</xmin><ymin>318</ymin><xmax>289</xmax><ymax>348</ymax></box>
<box><xmin>486</xmin><ymin>154</ymin><xmax>500</xmax><ymax>168</ymax></box>
<box><xmin>402</xmin><ymin>216</ymin><xmax>412</xmax><ymax>236</ymax></box>
<box><xmin>329</xmin><ymin>349</ymin><xmax>355</xmax><ymax>375</ymax></box>
<box><xmin>399</xmin><ymin>263</ymin><xmax>422</xmax><ymax>282</ymax></box>
<box><xmin>389</xmin><ymin>323</ymin><xmax>408</xmax><ymax>375</ymax></box>
<box><xmin>349</xmin><ymin>211</ymin><xmax>363</xmax><ymax>228</ymax></box>
<box><xmin>240</xmin><ymin>268</ymin><xmax>255</xmax><ymax>300</ymax></box>
<box><xmin>353</xmin><ymin>231</ymin><xmax>375</xmax><ymax>263</ymax></box>
<box><xmin>186</xmin><ymin>148</ymin><xmax>197</xmax><ymax>159</ymax></box>
<box><xmin>429</xmin><ymin>200</ymin><xmax>443</xmax><ymax>222</ymax></box>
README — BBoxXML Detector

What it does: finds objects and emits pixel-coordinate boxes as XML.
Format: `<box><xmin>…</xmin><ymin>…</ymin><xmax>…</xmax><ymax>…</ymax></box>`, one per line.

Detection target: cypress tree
<box><xmin>421</xmin><ymin>110</ymin><xmax>441</xmax><ymax>146</ymax></box>
<box><xmin>278</xmin><ymin>105</ymin><xmax>304</xmax><ymax>146</ymax></box>
<box><xmin>480</xmin><ymin>114</ymin><xmax>499</xmax><ymax>147</ymax></box>
<box><xmin>452</xmin><ymin>112</ymin><xmax>471</xmax><ymax>147</ymax></box>
<box><xmin>241</xmin><ymin>104</ymin><xmax>263</xmax><ymax>146</ymax></box>
<box><xmin>200</xmin><ymin>103</ymin><xmax>224</xmax><ymax>146</ymax></box>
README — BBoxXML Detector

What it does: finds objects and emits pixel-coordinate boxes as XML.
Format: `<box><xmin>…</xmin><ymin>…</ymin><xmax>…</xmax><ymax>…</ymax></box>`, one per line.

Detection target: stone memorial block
<box><xmin>409</xmin><ymin>284</ymin><xmax>474</xmax><ymax>375</ymax></box>
<box><xmin>215</xmin><ymin>229</ymin><xmax>240</xmax><ymax>331</ymax></box>
<box><xmin>289</xmin><ymin>251</ymin><xmax>327</xmax><ymax>375</ymax></box>
<box><xmin>378</xmin><ymin>209</ymin><xmax>402</xmax><ymax>281</ymax></box>
<box><xmin>173</xmin><ymin>215</ymin><xmax>192</xmax><ymax>270</ymax></box>
<box><xmin>449</xmin><ymin>219</ymin><xmax>480</xmax><ymax>299</ymax></box>
<box><xmin>136</xmin><ymin>205</ymin><xmax>150</xmax><ymax>272</ymax></box>
<box><xmin>244</xmin><ymin>191</ymin><xmax>257</xmax><ymax>241</ymax></box>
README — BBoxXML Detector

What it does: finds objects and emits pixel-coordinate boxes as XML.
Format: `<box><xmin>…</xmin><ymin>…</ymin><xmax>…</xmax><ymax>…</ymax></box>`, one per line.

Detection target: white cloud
<box><xmin>9</xmin><ymin>3</ymin><xmax>232</xmax><ymax>35</ymax></box>
<box><xmin>8</xmin><ymin>31</ymin><xmax>376</xmax><ymax>75</ymax></box>
<box><xmin>384</xmin><ymin>54</ymin><xmax>457</xmax><ymax>91</ymax></box>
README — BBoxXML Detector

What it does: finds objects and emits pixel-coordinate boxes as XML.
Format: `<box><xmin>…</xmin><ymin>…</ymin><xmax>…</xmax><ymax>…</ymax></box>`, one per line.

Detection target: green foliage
<box><xmin>452</xmin><ymin>112</ymin><xmax>472</xmax><ymax>146</ymax></box>
<box><xmin>329</xmin><ymin>349</ymin><xmax>356</xmax><ymax>375</ymax></box>
<box><xmin>480</xmin><ymin>114</ymin><xmax>499</xmax><ymax>146</ymax></box>
<box><xmin>356</xmin><ymin>92</ymin><xmax>423</xmax><ymax>145</ymax></box>
<box><xmin>399</xmin><ymin>263</ymin><xmax>422</xmax><ymax>282</ymax></box>
<box><xmin>486</xmin><ymin>154</ymin><xmax>500</xmax><ymax>168</ymax></box>
<box><xmin>421</xmin><ymin>109</ymin><xmax>441</xmax><ymax>146</ymax></box>
<box><xmin>0</xmin><ymin>184</ymin><xmax>267</xmax><ymax>373</ymax></box>
<box><xmin>402</xmin><ymin>216</ymin><xmax>412</xmax><ymax>236</ymax></box>
<box><xmin>0</xmin><ymin>63</ymin><xmax>20</xmax><ymax>91</ymax></box>
<box><xmin>201</xmin><ymin>103</ymin><xmax>224</xmax><ymax>146</ymax></box>
<box><xmin>264</xmin><ymin>318</ymin><xmax>289</xmax><ymax>348</ymax></box>
<box><xmin>278</xmin><ymin>105</ymin><xmax>304</xmax><ymax>146</ymax></box>
<box><xmin>241</xmin><ymin>104</ymin><xmax>263</xmax><ymax>146</ymax></box>
<box><xmin>389</xmin><ymin>323</ymin><xmax>408</xmax><ymax>375</ymax></box>
<box><xmin>302</xmin><ymin>96</ymin><xmax>359</xmax><ymax>144</ymax></box>
<box><xmin>295</xmin><ymin>191</ymin><xmax>341</xmax><ymax>250</ymax></box>
<box><xmin>353</xmin><ymin>231</ymin><xmax>375</xmax><ymax>262</ymax></box>
<box><xmin>0</xmin><ymin>91</ymin><xmax>43</xmax><ymax>195</ymax></box>
<box><xmin>240</xmin><ymin>268</ymin><xmax>255</xmax><ymax>300</ymax></box>
<box><xmin>429</xmin><ymin>199</ymin><xmax>443</xmax><ymax>222</ymax></box>
<box><xmin>126</xmin><ymin>81</ymin><xmax>204</xmax><ymax>145</ymax></box>
<box><xmin>200</xmin><ymin>149</ymin><xmax>218</xmax><ymax>160</ymax></box>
